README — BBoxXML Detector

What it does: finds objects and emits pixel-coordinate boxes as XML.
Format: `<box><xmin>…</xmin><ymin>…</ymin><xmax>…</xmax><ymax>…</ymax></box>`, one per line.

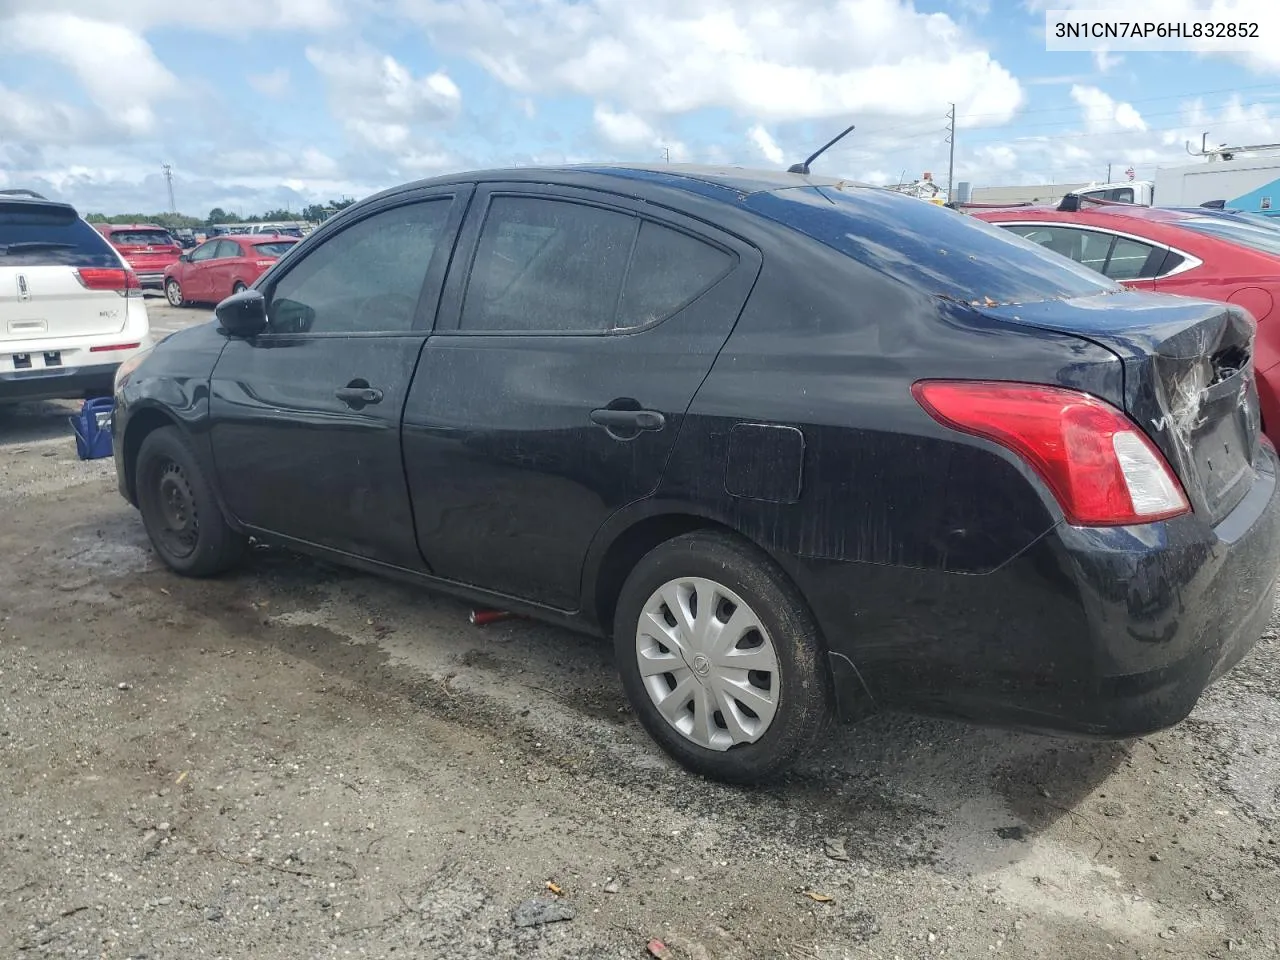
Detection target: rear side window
<box><xmin>745</xmin><ymin>187</ymin><xmax>1117</xmax><ymax>304</ymax></box>
<box><xmin>0</xmin><ymin>202</ymin><xmax>119</xmax><ymax>267</ymax></box>
<box><xmin>461</xmin><ymin>197</ymin><xmax>636</xmax><ymax>333</ymax></box>
<box><xmin>253</xmin><ymin>241</ymin><xmax>296</xmax><ymax>258</ymax></box>
<box><xmin>107</xmin><ymin>229</ymin><xmax>175</xmax><ymax>246</ymax></box>
<box><xmin>616</xmin><ymin>222</ymin><xmax>732</xmax><ymax>329</ymax></box>
<box><xmin>1003</xmin><ymin>225</ymin><xmax>1164</xmax><ymax>281</ymax></box>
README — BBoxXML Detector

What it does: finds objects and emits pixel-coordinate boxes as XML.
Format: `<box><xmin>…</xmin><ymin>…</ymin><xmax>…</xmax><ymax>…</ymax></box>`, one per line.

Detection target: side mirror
<box><xmin>215</xmin><ymin>288</ymin><xmax>268</xmax><ymax>338</ymax></box>
<box><xmin>179</xmin><ymin>252</ymin><xmax>192</xmax><ymax>262</ymax></box>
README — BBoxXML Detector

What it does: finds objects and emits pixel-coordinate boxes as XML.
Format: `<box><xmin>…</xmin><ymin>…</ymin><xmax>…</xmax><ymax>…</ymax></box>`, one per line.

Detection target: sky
<box><xmin>3</xmin><ymin>0</ymin><xmax>1280</xmax><ymax>217</ymax></box>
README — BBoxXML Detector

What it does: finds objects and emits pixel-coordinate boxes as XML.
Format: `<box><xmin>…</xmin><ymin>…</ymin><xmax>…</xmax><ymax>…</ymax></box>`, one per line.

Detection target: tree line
<box><xmin>84</xmin><ymin>199</ymin><xmax>358</xmax><ymax>230</ymax></box>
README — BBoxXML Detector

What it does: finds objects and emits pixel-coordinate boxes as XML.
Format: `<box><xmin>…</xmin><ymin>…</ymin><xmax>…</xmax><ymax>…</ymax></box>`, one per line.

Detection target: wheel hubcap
<box><xmin>155</xmin><ymin>460</ymin><xmax>199</xmax><ymax>558</ymax></box>
<box><xmin>167</xmin><ymin>282</ymin><xmax>181</xmax><ymax>305</ymax></box>
<box><xmin>635</xmin><ymin>577</ymin><xmax>780</xmax><ymax>752</ymax></box>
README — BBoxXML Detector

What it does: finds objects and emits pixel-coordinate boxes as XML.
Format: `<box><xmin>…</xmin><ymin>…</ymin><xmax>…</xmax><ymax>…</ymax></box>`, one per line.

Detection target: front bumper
<box><xmin>803</xmin><ymin>448</ymin><xmax>1280</xmax><ymax>737</ymax></box>
<box><xmin>0</xmin><ymin>362</ymin><xmax>121</xmax><ymax>403</ymax></box>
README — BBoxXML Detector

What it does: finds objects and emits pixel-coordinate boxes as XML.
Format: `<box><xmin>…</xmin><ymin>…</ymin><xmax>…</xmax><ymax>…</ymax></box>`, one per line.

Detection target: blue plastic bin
<box><xmin>70</xmin><ymin>397</ymin><xmax>115</xmax><ymax>460</ymax></box>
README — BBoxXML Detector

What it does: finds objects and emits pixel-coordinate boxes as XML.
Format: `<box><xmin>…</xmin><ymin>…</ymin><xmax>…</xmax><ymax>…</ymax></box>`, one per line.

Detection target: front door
<box><xmin>183</xmin><ymin>240</ymin><xmax>219</xmax><ymax>300</ymax></box>
<box><xmin>208</xmin><ymin>187</ymin><xmax>471</xmax><ymax>569</ymax></box>
<box><xmin>403</xmin><ymin>185</ymin><xmax>761</xmax><ymax>608</ymax></box>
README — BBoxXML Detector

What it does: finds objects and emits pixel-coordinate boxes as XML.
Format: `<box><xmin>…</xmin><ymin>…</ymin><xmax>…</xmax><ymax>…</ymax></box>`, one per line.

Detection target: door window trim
<box><xmin>444</xmin><ymin>189</ymin><xmax>740</xmax><ymax>338</ymax></box>
<box><xmin>994</xmin><ymin>221</ymin><xmax>1203</xmax><ymax>280</ymax></box>
<box><xmin>254</xmin><ymin>187</ymin><xmax>473</xmax><ymax>339</ymax></box>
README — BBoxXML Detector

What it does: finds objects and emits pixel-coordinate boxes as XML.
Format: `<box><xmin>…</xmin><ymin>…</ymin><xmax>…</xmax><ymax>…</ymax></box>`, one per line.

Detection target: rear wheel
<box><xmin>613</xmin><ymin>531</ymin><xmax>834</xmax><ymax>783</ymax></box>
<box><xmin>135</xmin><ymin>427</ymin><xmax>246</xmax><ymax>577</ymax></box>
<box><xmin>232</xmin><ymin>281</ymin><xmax>247</xmax><ymax>295</ymax></box>
<box><xmin>164</xmin><ymin>278</ymin><xmax>185</xmax><ymax>307</ymax></box>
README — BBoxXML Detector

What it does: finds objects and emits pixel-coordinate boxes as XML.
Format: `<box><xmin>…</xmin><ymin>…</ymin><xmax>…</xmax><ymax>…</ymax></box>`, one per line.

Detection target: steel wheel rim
<box><xmin>635</xmin><ymin>576</ymin><xmax>780</xmax><ymax>751</ymax></box>
<box><xmin>166</xmin><ymin>280</ymin><xmax>181</xmax><ymax>306</ymax></box>
<box><xmin>155</xmin><ymin>459</ymin><xmax>199</xmax><ymax>558</ymax></box>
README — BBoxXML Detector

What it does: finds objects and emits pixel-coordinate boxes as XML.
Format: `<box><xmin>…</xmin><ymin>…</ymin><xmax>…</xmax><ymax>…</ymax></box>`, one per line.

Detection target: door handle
<box><xmin>335</xmin><ymin>385</ymin><xmax>384</xmax><ymax>405</ymax></box>
<box><xmin>590</xmin><ymin>408</ymin><xmax>665</xmax><ymax>431</ymax></box>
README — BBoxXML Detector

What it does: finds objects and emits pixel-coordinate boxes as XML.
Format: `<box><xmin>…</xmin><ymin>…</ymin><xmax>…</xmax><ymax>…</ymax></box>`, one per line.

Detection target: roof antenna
<box><xmin>788</xmin><ymin>124</ymin><xmax>856</xmax><ymax>175</ymax></box>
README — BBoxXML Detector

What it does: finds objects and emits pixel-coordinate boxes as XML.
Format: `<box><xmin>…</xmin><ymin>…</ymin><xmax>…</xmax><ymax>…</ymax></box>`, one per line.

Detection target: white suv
<box><xmin>1</xmin><ymin>196</ymin><xmax>152</xmax><ymax>403</ymax></box>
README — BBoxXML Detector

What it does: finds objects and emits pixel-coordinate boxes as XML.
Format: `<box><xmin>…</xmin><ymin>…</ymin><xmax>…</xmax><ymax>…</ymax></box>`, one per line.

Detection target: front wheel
<box><xmin>164</xmin><ymin>278</ymin><xmax>185</xmax><ymax>307</ymax></box>
<box><xmin>135</xmin><ymin>426</ymin><xmax>246</xmax><ymax>577</ymax></box>
<box><xmin>613</xmin><ymin>531</ymin><xmax>834</xmax><ymax>784</ymax></box>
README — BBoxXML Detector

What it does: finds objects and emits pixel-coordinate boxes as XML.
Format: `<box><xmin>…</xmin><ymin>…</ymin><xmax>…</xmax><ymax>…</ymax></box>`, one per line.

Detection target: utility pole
<box><xmin>1107</xmin><ymin>163</ymin><xmax>1112</xmax><ymax>181</ymax></box>
<box><xmin>662</xmin><ymin>147</ymin><xmax>670</xmax><ymax>164</ymax></box>
<box><xmin>162</xmin><ymin>163</ymin><xmax>176</xmax><ymax>213</ymax></box>
<box><xmin>945</xmin><ymin>104</ymin><xmax>956</xmax><ymax>203</ymax></box>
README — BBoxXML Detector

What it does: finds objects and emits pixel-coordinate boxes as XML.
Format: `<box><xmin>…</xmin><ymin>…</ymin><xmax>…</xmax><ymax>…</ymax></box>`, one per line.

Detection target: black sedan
<box><xmin>111</xmin><ymin>165</ymin><xmax>1280</xmax><ymax>783</ymax></box>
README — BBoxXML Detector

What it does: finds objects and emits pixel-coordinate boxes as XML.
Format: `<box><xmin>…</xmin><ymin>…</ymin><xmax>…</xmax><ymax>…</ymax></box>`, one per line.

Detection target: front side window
<box><xmin>268</xmin><ymin>199</ymin><xmax>450</xmax><ymax>335</ymax></box>
<box><xmin>190</xmin><ymin>241</ymin><xmax>219</xmax><ymax>262</ymax></box>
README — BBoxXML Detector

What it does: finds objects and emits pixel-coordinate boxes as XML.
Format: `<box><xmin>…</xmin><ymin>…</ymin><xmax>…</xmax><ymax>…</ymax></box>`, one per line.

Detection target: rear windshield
<box><xmin>253</xmin><ymin>241</ymin><xmax>297</xmax><ymax>257</ymax></box>
<box><xmin>1177</xmin><ymin>217</ymin><xmax>1280</xmax><ymax>258</ymax></box>
<box><xmin>0</xmin><ymin>203</ymin><xmax>119</xmax><ymax>267</ymax></box>
<box><xmin>744</xmin><ymin>186</ymin><xmax>1119</xmax><ymax>304</ymax></box>
<box><xmin>108</xmin><ymin>229</ymin><xmax>175</xmax><ymax>246</ymax></box>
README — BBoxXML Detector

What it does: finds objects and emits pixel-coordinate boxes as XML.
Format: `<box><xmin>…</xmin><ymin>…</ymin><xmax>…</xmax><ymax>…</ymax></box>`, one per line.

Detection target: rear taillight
<box><xmin>913</xmin><ymin>380</ymin><xmax>1190</xmax><ymax>526</ymax></box>
<box><xmin>75</xmin><ymin>267</ymin><xmax>142</xmax><ymax>298</ymax></box>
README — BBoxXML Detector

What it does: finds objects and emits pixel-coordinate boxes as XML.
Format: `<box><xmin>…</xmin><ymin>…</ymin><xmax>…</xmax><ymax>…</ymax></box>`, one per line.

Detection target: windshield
<box><xmin>745</xmin><ymin>186</ymin><xmax>1118</xmax><ymax>304</ymax></box>
<box><xmin>0</xmin><ymin>203</ymin><xmax>119</xmax><ymax>267</ymax></box>
<box><xmin>253</xmin><ymin>241</ymin><xmax>297</xmax><ymax>257</ymax></box>
<box><xmin>1178</xmin><ymin>217</ymin><xmax>1280</xmax><ymax>259</ymax></box>
<box><xmin>109</xmin><ymin>229</ymin><xmax>175</xmax><ymax>246</ymax></box>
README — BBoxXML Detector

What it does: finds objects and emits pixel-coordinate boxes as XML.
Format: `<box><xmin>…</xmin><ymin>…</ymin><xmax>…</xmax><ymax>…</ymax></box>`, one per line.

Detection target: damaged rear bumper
<box><xmin>804</xmin><ymin>447</ymin><xmax>1280</xmax><ymax>737</ymax></box>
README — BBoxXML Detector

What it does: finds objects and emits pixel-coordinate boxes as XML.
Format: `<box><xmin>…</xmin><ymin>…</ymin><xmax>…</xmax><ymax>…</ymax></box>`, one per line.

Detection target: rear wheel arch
<box><xmin>589</xmin><ymin>511</ymin><xmax>814</xmax><ymax>643</ymax></box>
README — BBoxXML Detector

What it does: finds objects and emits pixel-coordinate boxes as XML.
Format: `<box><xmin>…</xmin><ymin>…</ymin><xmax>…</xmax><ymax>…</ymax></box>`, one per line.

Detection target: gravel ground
<box><xmin>1</xmin><ymin>301</ymin><xmax>1278</xmax><ymax>958</ymax></box>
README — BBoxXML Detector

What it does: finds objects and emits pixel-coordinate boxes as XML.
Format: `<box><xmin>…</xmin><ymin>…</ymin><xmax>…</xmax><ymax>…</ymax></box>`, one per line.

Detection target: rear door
<box><xmin>403</xmin><ymin>184</ymin><xmax>762</xmax><ymax>608</ymax></box>
<box><xmin>208</xmin><ymin>186</ymin><xmax>470</xmax><ymax>568</ymax></box>
<box><xmin>0</xmin><ymin>200</ymin><xmax>132</xmax><ymax>343</ymax></box>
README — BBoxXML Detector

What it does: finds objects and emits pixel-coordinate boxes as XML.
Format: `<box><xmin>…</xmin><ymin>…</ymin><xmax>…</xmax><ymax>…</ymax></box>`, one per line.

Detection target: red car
<box><xmin>971</xmin><ymin>203</ymin><xmax>1280</xmax><ymax>444</ymax></box>
<box><xmin>163</xmin><ymin>235</ymin><xmax>298</xmax><ymax>307</ymax></box>
<box><xmin>94</xmin><ymin>223</ymin><xmax>183</xmax><ymax>290</ymax></box>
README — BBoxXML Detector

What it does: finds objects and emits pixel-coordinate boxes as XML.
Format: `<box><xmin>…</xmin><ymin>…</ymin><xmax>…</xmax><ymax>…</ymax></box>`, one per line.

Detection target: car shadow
<box><xmin>105</xmin><ymin>535</ymin><xmax>1129</xmax><ymax>880</ymax></box>
<box><xmin>0</xmin><ymin>399</ymin><xmax>80</xmax><ymax>445</ymax></box>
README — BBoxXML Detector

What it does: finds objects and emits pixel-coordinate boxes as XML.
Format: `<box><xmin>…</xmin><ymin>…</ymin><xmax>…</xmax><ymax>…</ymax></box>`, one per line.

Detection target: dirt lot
<box><xmin>2</xmin><ymin>296</ymin><xmax>1279</xmax><ymax>958</ymax></box>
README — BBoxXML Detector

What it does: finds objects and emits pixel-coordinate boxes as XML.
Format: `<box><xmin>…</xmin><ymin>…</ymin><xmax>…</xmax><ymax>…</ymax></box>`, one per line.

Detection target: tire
<box><xmin>165</xmin><ymin>278</ymin><xmax>185</xmax><ymax>307</ymax></box>
<box><xmin>135</xmin><ymin>426</ymin><xmax>246</xmax><ymax>577</ymax></box>
<box><xmin>232</xmin><ymin>281</ymin><xmax>247</xmax><ymax>295</ymax></box>
<box><xmin>613</xmin><ymin>531</ymin><xmax>834</xmax><ymax>784</ymax></box>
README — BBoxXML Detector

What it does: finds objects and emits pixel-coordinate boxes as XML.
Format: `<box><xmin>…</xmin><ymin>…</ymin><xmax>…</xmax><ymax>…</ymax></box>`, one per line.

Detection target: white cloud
<box><xmin>4</xmin><ymin>13</ymin><xmax>178</xmax><ymax>136</ymax></box>
<box><xmin>0</xmin><ymin>0</ymin><xmax>346</xmax><ymax>32</ymax></box>
<box><xmin>1092</xmin><ymin>49</ymin><xmax>1123</xmax><ymax>73</ymax></box>
<box><xmin>748</xmin><ymin>125</ymin><xmax>785</xmax><ymax>165</ymax></box>
<box><xmin>593</xmin><ymin>106</ymin><xmax>657</xmax><ymax>147</ymax></box>
<box><xmin>403</xmin><ymin>0</ymin><xmax>1023</xmax><ymax>124</ymax></box>
<box><xmin>249</xmin><ymin>68</ymin><xmax>292</xmax><ymax>99</ymax></box>
<box><xmin>306</xmin><ymin>46</ymin><xmax>462</xmax><ymax>158</ymax></box>
<box><xmin>1070</xmin><ymin>84</ymin><xmax>1147</xmax><ymax>134</ymax></box>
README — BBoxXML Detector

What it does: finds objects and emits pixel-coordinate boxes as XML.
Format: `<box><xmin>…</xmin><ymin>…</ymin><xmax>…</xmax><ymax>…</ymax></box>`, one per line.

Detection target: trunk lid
<box><xmin>106</xmin><ymin>230</ymin><xmax>181</xmax><ymax>273</ymax></box>
<box><xmin>982</xmin><ymin>290</ymin><xmax>1261</xmax><ymax>526</ymax></box>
